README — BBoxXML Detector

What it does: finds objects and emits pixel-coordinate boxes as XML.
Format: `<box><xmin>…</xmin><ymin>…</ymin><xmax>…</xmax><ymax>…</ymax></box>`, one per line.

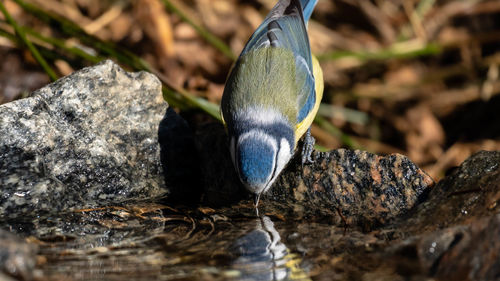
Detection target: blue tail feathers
<box><xmin>299</xmin><ymin>0</ymin><xmax>317</xmax><ymax>23</ymax></box>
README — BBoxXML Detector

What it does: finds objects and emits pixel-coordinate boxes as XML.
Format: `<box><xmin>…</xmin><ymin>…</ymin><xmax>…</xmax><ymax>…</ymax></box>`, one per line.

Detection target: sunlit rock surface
<box><xmin>0</xmin><ymin>60</ymin><xmax>168</xmax><ymax>217</ymax></box>
<box><xmin>266</xmin><ymin>148</ymin><xmax>434</xmax><ymax>227</ymax></box>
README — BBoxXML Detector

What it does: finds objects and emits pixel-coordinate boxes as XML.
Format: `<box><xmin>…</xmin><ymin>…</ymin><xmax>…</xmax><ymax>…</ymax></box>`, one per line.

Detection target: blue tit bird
<box><xmin>220</xmin><ymin>0</ymin><xmax>324</xmax><ymax>206</ymax></box>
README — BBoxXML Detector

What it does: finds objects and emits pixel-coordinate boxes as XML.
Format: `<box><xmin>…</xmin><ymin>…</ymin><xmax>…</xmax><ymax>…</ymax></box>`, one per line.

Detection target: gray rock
<box><xmin>0</xmin><ymin>60</ymin><xmax>168</xmax><ymax>217</ymax></box>
<box><xmin>397</xmin><ymin>150</ymin><xmax>500</xmax><ymax>234</ymax></box>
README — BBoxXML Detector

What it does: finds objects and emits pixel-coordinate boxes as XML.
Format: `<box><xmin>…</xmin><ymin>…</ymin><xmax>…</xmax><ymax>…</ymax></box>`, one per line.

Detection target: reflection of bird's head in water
<box><xmin>229</xmin><ymin>215</ymin><xmax>310</xmax><ymax>280</ymax></box>
<box><xmin>230</xmin><ymin>215</ymin><xmax>287</xmax><ymax>263</ymax></box>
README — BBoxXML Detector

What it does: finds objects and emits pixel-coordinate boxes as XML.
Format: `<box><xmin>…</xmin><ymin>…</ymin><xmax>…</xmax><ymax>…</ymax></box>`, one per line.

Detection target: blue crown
<box><xmin>237</xmin><ymin>137</ymin><xmax>274</xmax><ymax>188</ymax></box>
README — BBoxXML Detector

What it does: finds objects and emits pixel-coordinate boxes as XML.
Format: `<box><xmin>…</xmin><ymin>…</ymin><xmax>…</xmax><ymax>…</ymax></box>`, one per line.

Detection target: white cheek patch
<box><xmin>263</xmin><ymin>138</ymin><xmax>292</xmax><ymax>193</ymax></box>
<box><xmin>275</xmin><ymin>138</ymin><xmax>292</xmax><ymax>175</ymax></box>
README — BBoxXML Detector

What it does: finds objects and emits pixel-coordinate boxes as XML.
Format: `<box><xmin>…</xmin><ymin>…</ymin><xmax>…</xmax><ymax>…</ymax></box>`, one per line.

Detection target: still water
<box><xmin>3</xmin><ymin>201</ymin><xmax>373</xmax><ymax>281</ymax></box>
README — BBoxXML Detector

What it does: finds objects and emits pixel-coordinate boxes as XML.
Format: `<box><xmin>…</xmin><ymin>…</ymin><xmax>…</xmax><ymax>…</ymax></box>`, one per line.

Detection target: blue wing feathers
<box><xmin>235</xmin><ymin>0</ymin><xmax>319</xmax><ymax>125</ymax></box>
<box><xmin>240</xmin><ymin>0</ymin><xmax>310</xmax><ymax>59</ymax></box>
<box><xmin>296</xmin><ymin>56</ymin><xmax>316</xmax><ymax>122</ymax></box>
<box><xmin>299</xmin><ymin>0</ymin><xmax>317</xmax><ymax>23</ymax></box>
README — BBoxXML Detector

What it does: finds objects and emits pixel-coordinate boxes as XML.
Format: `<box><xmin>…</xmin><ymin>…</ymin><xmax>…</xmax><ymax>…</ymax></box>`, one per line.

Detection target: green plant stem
<box><xmin>1</xmin><ymin>20</ymin><xmax>104</xmax><ymax>63</ymax></box>
<box><xmin>22</xmin><ymin>26</ymin><xmax>103</xmax><ymax>63</ymax></box>
<box><xmin>160</xmin><ymin>0</ymin><xmax>236</xmax><ymax>60</ymax></box>
<box><xmin>0</xmin><ymin>27</ymin><xmax>17</xmax><ymax>42</ymax></box>
<box><xmin>156</xmin><ymin>71</ymin><xmax>221</xmax><ymax>121</ymax></box>
<box><xmin>318</xmin><ymin>103</ymin><xmax>369</xmax><ymax>125</ymax></box>
<box><xmin>0</xmin><ymin>1</ymin><xmax>58</xmax><ymax>81</ymax></box>
<box><xmin>318</xmin><ymin>42</ymin><xmax>441</xmax><ymax>62</ymax></box>
<box><xmin>10</xmin><ymin>0</ymin><xmax>221</xmax><ymax>119</ymax></box>
<box><xmin>314</xmin><ymin>115</ymin><xmax>363</xmax><ymax>150</ymax></box>
<box><xmin>11</xmin><ymin>0</ymin><xmax>147</xmax><ymax>70</ymax></box>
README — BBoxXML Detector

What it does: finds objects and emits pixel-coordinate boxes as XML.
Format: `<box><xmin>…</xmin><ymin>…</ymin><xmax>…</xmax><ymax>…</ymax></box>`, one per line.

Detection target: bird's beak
<box><xmin>253</xmin><ymin>193</ymin><xmax>261</xmax><ymax>208</ymax></box>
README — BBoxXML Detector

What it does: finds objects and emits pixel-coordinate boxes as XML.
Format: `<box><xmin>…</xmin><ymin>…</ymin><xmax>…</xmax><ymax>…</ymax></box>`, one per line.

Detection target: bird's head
<box><xmin>228</xmin><ymin>112</ymin><xmax>295</xmax><ymax>204</ymax></box>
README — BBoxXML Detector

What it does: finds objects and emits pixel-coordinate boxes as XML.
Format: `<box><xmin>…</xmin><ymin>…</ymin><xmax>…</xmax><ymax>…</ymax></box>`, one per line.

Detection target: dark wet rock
<box><xmin>398</xmin><ymin>150</ymin><xmax>500</xmax><ymax>234</ymax></box>
<box><xmin>385</xmin><ymin>215</ymin><xmax>500</xmax><ymax>281</ymax></box>
<box><xmin>368</xmin><ymin>150</ymin><xmax>500</xmax><ymax>280</ymax></box>
<box><xmin>0</xmin><ymin>60</ymin><xmax>168</xmax><ymax>217</ymax></box>
<box><xmin>431</xmin><ymin>214</ymin><xmax>500</xmax><ymax>280</ymax></box>
<box><xmin>195</xmin><ymin>122</ymin><xmax>434</xmax><ymax>228</ymax></box>
<box><xmin>0</xmin><ymin>229</ymin><xmax>37</xmax><ymax>280</ymax></box>
<box><xmin>304</xmin><ymin>150</ymin><xmax>500</xmax><ymax>281</ymax></box>
<box><xmin>266</xmin><ymin>149</ymin><xmax>434</xmax><ymax>227</ymax></box>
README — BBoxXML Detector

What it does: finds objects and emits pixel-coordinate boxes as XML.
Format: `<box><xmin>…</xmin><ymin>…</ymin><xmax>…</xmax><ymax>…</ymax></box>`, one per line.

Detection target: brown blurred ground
<box><xmin>1</xmin><ymin>0</ymin><xmax>499</xmax><ymax>180</ymax></box>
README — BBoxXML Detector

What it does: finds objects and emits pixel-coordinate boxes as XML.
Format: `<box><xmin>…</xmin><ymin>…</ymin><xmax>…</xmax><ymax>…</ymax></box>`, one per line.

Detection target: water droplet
<box><xmin>14</xmin><ymin>191</ymin><xmax>26</xmax><ymax>197</ymax></box>
<box><xmin>429</xmin><ymin>242</ymin><xmax>437</xmax><ymax>254</ymax></box>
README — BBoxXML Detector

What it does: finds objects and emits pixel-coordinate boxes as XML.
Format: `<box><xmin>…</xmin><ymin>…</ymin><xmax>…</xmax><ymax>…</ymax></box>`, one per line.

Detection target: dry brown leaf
<box><xmin>174</xmin><ymin>22</ymin><xmax>198</xmax><ymax>40</ymax></box>
<box><xmin>174</xmin><ymin>40</ymin><xmax>219</xmax><ymax>75</ymax></box>
<box><xmin>74</xmin><ymin>0</ymin><xmax>105</xmax><ymax>18</ymax></box>
<box><xmin>358</xmin><ymin>0</ymin><xmax>396</xmax><ymax>44</ymax></box>
<box><xmin>384</xmin><ymin>65</ymin><xmax>420</xmax><ymax>86</ymax></box>
<box><xmin>206</xmin><ymin>82</ymin><xmax>224</xmax><ymax>103</ymax></box>
<box><xmin>83</xmin><ymin>3</ymin><xmax>124</xmax><ymax>35</ymax></box>
<box><xmin>30</xmin><ymin>0</ymin><xmax>92</xmax><ymax>26</ymax></box>
<box><xmin>54</xmin><ymin>59</ymin><xmax>74</xmax><ymax>76</ymax></box>
<box><xmin>0</xmin><ymin>52</ymin><xmax>49</xmax><ymax>103</ymax></box>
<box><xmin>134</xmin><ymin>0</ymin><xmax>175</xmax><ymax>58</ymax></box>
<box><xmin>426</xmin><ymin>140</ymin><xmax>500</xmax><ymax>180</ymax></box>
<box><xmin>408</xmin><ymin>106</ymin><xmax>445</xmax><ymax>145</ymax></box>
<box><xmin>4</xmin><ymin>0</ymin><xmax>23</xmax><ymax>20</ymax></box>
<box><xmin>311</xmin><ymin>124</ymin><xmax>341</xmax><ymax>150</ymax></box>
<box><xmin>108</xmin><ymin>13</ymin><xmax>133</xmax><ymax>42</ymax></box>
<box><xmin>309</xmin><ymin>21</ymin><xmax>363</xmax><ymax>54</ymax></box>
<box><xmin>240</xmin><ymin>4</ymin><xmax>263</xmax><ymax>31</ymax></box>
<box><xmin>403</xmin><ymin>105</ymin><xmax>445</xmax><ymax>164</ymax></box>
<box><xmin>197</xmin><ymin>0</ymin><xmax>238</xmax><ymax>38</ymax></box>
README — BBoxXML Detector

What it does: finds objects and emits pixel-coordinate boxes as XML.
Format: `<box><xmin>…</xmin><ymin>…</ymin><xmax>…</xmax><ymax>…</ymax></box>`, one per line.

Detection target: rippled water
<box><xmin>2</xmin><ymin>198</ymin><xmax>389</xmax><ymax>281</ymax></box>
<box><xmin>2</xmin><ymin>201</ymin><xmax>367</xmax><ymax>281</ymax></box>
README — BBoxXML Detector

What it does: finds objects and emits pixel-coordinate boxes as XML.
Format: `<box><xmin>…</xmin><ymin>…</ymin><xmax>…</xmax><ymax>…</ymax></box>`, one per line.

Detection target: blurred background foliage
<box><xmin>0</xmin><ymin>0</ymin><xmax>499</xmax><ymax>180</ymax></box>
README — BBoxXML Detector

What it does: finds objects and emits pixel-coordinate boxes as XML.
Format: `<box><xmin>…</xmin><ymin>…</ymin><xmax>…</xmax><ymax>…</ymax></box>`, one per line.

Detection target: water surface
<box><xmin>3</xmin><ymin>201</ymin><xmax>373</xmax><ymax>280</ymax></box>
